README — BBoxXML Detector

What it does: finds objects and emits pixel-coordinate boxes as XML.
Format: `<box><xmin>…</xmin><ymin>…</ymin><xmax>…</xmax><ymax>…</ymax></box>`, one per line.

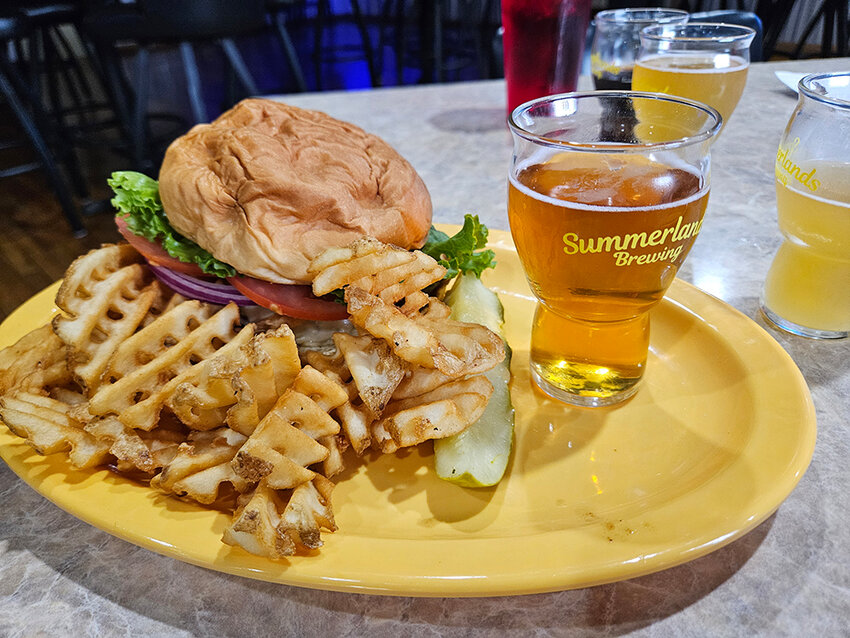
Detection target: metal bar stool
<box><xmin>313</xmin><ymin>0</ymin><xmax>380</xmax><ymax>90</ymax></box>
<box><xmin>81</xmin><ymin>0</ymin><xmax>270</xmax><ymax>172</ymax></box>
<box><xmin>792</xmin><ymin>0</ymin><xmax>849</xmax><ymax>59</ymax></box>
<box><xmin>0</xmin><ymin>11</ymin><xmax>86</xmax><ymax>236</ymax></box>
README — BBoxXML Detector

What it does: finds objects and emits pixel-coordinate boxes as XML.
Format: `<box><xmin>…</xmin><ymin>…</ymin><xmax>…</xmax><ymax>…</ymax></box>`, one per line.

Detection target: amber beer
<box><xmin>508</xmin><ymin>153</ymin><xmax>709</xmax><ymax>400</ymax></box>
<box><xmin>508</xmin><ymin>92</ymin><xmax>719</xmax><ymax>406</ymax></box>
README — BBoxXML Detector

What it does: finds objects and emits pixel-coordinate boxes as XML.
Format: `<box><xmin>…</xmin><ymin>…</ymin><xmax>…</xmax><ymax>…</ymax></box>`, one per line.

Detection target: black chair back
<box><xmin>689</xmin><ymin>10</ymin><xmax>764</xmax><ymax>62</ymax></box>
<box><xmin>83</xmin><ymin>0</ymin><xmax>268</xmax><ymax>42</ymax></box>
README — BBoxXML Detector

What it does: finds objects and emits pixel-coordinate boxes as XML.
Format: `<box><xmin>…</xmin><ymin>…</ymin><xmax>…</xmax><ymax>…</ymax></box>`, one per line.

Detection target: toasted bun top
<box><xmin>158</xmin><ymin>99</ymin><xmax>432</xmax><ymax>284</ymax></box>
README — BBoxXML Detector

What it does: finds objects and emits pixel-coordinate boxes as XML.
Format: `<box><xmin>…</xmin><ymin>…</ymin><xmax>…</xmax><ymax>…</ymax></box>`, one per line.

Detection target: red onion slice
<box><xmin>149</xmin><ymin>264</ymin><xmax>255</xmax><ymax>306</ymax></box>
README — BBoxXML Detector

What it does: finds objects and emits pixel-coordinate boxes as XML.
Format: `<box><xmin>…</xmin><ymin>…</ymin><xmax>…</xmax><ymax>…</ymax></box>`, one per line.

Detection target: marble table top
<box><xmin>1</xmin><ymin>58</ymin><xmax>848</xmax><ymax>637</ymax></box>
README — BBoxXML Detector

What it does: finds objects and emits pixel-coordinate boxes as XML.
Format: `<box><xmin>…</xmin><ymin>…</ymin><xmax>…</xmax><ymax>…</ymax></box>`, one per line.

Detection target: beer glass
<box><xmin>590</xmin><ymin>8</ymin><xmax>688</xmax><ymax>90</ymax></box>
<box><xmin>633</xmin><ymin>23</ymin><xmax>755</xmax><ymax>129</ymax></box>
<box><xmin>508</xmin><ymin>93</ymin><xmax>721</xmax><ymax>407</ymax></box>
<box><xmin>761</xmin><ymin>72</ymin><xmax>850</xmax><ymax>339</ymax></box>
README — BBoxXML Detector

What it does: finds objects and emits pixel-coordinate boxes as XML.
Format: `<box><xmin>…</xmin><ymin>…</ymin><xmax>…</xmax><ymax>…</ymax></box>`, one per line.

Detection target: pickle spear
<box><xmin>435</xmin><ymin>273</ymin><xmax>515</xmax><ymax>487</ymax></box>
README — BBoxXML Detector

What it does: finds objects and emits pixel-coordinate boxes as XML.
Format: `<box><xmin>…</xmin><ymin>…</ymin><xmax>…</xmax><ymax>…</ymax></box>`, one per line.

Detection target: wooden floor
<box><xmin>0</xmin><ymin>165</ymin><xmax>122</xmax><ymax>322</ymax></box>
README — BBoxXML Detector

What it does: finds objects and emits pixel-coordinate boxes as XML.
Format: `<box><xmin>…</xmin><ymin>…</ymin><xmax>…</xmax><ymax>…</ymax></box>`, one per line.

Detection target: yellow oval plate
<box><xmin>0</xmin><ymin>229</ymin><xmax>816</xmax><ymax>597</ymax></box>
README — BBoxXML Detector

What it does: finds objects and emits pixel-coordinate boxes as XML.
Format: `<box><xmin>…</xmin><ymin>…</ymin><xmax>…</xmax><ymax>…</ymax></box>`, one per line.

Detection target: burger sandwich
<box><xmin>110</xmin><ymin>98</ymin><xmax>495</xmax><ymax>321</ymax></box>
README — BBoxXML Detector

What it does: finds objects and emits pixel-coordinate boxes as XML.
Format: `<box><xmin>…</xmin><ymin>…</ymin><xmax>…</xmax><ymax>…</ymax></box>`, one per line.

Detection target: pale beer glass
<box><xmin>633</xmin><ymin>23</ymin><xmax>755</xmax><ymax>129</ymax></box>
<box><xmin>761</xmin><ymin>72</ymin><xmax>850</xmax><ymax>339</ymax></box>
<box><xmin>590</xmin><ymin>7</ymin><xmax>688</xmax><ymax>90</ymax></box>
<box><xmin>508</xmin><ymin>93</ymin><xmax>721</xmax><ymax>407</ymax></box>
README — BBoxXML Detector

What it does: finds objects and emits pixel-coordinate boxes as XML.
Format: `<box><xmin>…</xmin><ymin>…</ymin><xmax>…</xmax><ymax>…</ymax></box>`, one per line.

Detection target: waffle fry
<box><xmin>368</xmin><ymin>250</ymin><xmax>446</xmax><ymax>307</ymax></box>
<box><xmin>333</xmin><ymin>333</ymin><xmax>404</xmax><ymax>417</ymax></box>
<box><xmin>151</xmin><ymin>428</ymin><xmax>248</xmax><ymax>503</ymax></box>
<box><xmin>289</xmin><ymin>365</ymin><xmax>349</xmax><ymax>414</ymax></box>
<box><xmin>310</xmin><ymin>238</ymin><xmax>446</xmax><ymax>311</ymax></box>
<box><xmin>53</xmin><ymin>262</ymin><xmax>161</xmax><ymax>392</ymax></box>
<box><xmin>345</xmin><ymin>286</ymin><xmax>504</xmax><ymax>378</ymax></box>
<box><xmin>370</xmin><ymin>419</ymin><xmax>398</xmax><ymax>454</ymax></box>
<box><xmin>282</xmin><ymin>475</ymin><xmax>336</xmax><ymax>547</ymax></box>
<box><xmin>336</xmin><ymin>400</ymin><xmax>374</xmax><ymax>455</ymax></box>
<box><xmin>0</xmin><ymin>232</ymin><xmax>509</xmax><ymax>561</ymax></box>
<box><xmin>346</xmin><ymin>286</ymin><xmax>439</xmax><ymax>368</ymax></box>
<box><xmin>167</xmin><ymin>370</ymin><xmax>235</xmax><ymax>431</ymax></box>
<box><xmin>392</xmin><ymin>365</ymin><xmax>453</xmax><ymax>400</ymax></box>
<box><xmin>420</xmin><ymin>315</ymin><xmax>505</xmax><ymax>378</ymax></box>
<box><xmin>379</xmin><ymin>375</ymin><xmax>494</xmax><ymax>448</ymax></box>
<box><xmin>231</xmin><ymin>367</ymin><xmax>345</xmax><ymax>489</ymax></box>
<box><xmin>222</xmin><ymin>476</ymin><xmax>336</xmax><ymax>558</ymax></box>
<box><xmin>303</xmin><ymin>350</ymin><xmax>346</xmax><ymax>377</ymax></box>
<box><xmin>55</xmin><ymin>244</ymin><xmax>143</xmax><ymax>315</ymax></box>
<box><xmin>84</xmin><ymin>415</ymin><xmax>183</xmax><ymax>474</ymax></box>
<box><xmin>166</xmin><ymin>344</ymin><xmax>261</xmax><ymax>432</ymax></box>
<box><xmin>0</xmin><ymin>391</ymin><xmax>110</xmax><ymax>468</ymax></box>
<box><xmin>231</xmin><ymin>386</ymin><xmax>341</xmax><ymax>490</ymax></box>
<box><xmin>0</xmin><ymin>324</ymin><xmax>70</xmax><ymax>395</ymax></box>
<box><xmin>87</xmin><ymin>302</ymin><xmax>251</xmax><ymax>430</ymax></box>
<box><xmin>309</xmin><ymin>237</ymin><xmax>414</xmax><ymax>294</ymax></box>
<box><xmin>419</xmin><ymin>296</ymin><xmax>452</xmax><ymax>321</ymax></box>
<box><xmin>304</xmin><ymin>351</ymin><xmax>375</xmax><ymax>456</ymax></box>
<box><xmin>320</xmin><ymin>433</ymin><xmax>347</xmax><ymax>478</ymax></box>
<box><xmin>226</xmin><ymin>325</ymin><xmax>301</xmax><ymax>434</ymax></box>
<box><xmin>140</xmin><ymin>290</ymin><xmax>187</xmax><ymax>328</ymax></box>
<box><xmin>168</xmin><ymin>324</ymin><xmax>302</xmax><ymax>434</ymax></box>
<box><xmin>100</xmin><ymin>299</ymin><xmax>215</xmax><ymax>381</ymax></box>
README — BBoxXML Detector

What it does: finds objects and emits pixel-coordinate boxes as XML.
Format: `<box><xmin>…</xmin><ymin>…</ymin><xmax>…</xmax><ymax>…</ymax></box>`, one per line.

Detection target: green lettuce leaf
<box><xmin>108</xmin><ymin>171</ymin><xmax>236</xmax><ymax>279</ymax></box>
<box><xmin>421</xmin><ymin>214</ymin><xmax>496</xmax><ymax>280</ymax></box>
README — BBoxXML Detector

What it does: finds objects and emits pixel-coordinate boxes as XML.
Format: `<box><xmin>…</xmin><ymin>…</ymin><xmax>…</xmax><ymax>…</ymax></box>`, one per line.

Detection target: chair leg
<box><xmin>221</xmin><ymin>38</ymin><xmax>259</xmax><ymax>97</ymax></box>
<box><xmin>821</xmin><ymin>3</ymin><xmax>834</xmax><ymax>56</ymax></box>
<box><xmin>433</xmin><ymin>0</ymin><xmax>444</xmax><ymax>83</ymax></box>
<box><xmin>4</xmin><ymin>44</ymin><xmax>91</xmax><ymax>200</ymax></box>
<box><xmin>272</xmin><ymin>11</ymin><xmax>307</xmax><ymax>92</ymax></box>
<box><xmin>54</xmin><ymin>25</ymin><xmax>96</xmax><ymax>104</ymax></box>
<box><xmin>0</xmin><ymin>67</ymin><xmax>86</xmax><ymax>237</ymax></box>
<box><xmin>40</xmin><ymin>30</ymin><xmax>65</xmax><ymax>128</ymax></box>
<box><xmin>95</xmin><ymin>42</ymin><xmax>137</xmax><ymax>159</ymax></box>
<box><xmin>39</xmin><ymin>29</ymin><xmax>91</xmax><ymax>200</ymax></box>
<box><xmin>132</xmin><ymin>45</ymin><xmax>152</xmax><ymax>172</ymax></box>
<box><xmin>396</xmin><ymin>0</ymin><xmax>407</xmax><ymax>84</ymax></box>
<box><xmin>350</xmin><ymin>0</ymin><xmax>379</xmax><ymax>87</ymax></box>
<box><xmin>48</xmin><ymin>25</ymin><xmax>93</xmax><ymax>132</ymax></box>
<box><xmin>179</xmin><ymin>41</ymin><xmax>207</xmax><ymax>124</ymax></box>
<box><xmin>315</xmin><ymin>0</ymin><xmax>328</xmax><ymax>91</ymax></box>
<box><xmin>792</xmin><ymin>1</ymin><xmax>826</xmax><ymax>58</ymax></box>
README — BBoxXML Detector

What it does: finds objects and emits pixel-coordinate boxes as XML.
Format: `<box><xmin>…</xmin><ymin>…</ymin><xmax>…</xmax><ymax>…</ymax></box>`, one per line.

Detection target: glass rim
<box><xmin>800</xmin><ymin>71</ymin><xmax>850</xmax><ymax>109</ymax></box>
<box><xmin>594</xmin><ymin>7</ymin><xmax>689</xmax><ymax>26</ymax></box>
<box><xmin>508</xmin><ymin>91</ymin><xmax>723</xmax><ymax>153</ymax></box>
<box><xmin>640</xmin><ymin>22</ymin><xmax>756</xmax><ymax>44</ymax></box>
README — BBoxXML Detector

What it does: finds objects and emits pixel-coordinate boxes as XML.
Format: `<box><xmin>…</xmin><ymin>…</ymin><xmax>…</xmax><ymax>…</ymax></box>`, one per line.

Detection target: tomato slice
<box><xmin>228</xmin><ymin>275</ymin><xmax>349</xmax><ymax>321</ymax></box>
<box><xmin>115</xmin><ymin>216</ymin><xmax>207</xmax><ymax>278</ymax></box>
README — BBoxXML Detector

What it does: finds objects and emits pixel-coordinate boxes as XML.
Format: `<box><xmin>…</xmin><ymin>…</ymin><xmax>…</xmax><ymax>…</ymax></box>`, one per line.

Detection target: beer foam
<box><xmin>508</xmin><ymin>170</ymin><xmax>708</xmax><ymax>213</ymax></box>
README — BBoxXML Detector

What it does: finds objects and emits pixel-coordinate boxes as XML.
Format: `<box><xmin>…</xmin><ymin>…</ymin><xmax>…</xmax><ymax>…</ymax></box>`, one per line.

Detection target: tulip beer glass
<box><xmin>761</xmin><ymin>72</ymin><xmax>850</xmax><ymax>339</ymax></box>
<box><xmin>633</xmin><ymin>23</ymin><xmax>755</xmax><ymax>129</ymax></box>
<box><xmin>508</xmin><ymin>93</ymin><xmax>721</xmax><ymax>406</ymax></box>
<box><xmin>590</xmin><ymin>7</ymin><xmax>688</xmax><ymax>90</ymax></box>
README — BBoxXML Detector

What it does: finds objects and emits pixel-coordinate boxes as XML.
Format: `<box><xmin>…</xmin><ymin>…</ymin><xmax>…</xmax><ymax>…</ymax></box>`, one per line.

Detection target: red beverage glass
<box><xmin>501</xmin><ymin>0</ymin><xmax>592</xmax><ymax>114</ymax></box>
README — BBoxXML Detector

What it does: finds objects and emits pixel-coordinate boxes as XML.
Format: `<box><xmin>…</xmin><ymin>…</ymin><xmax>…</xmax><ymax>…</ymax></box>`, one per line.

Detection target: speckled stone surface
<box><xmin>1</xmin><ymin>59</ymin><xmax>848</xmax><ymax>637</ymax></box>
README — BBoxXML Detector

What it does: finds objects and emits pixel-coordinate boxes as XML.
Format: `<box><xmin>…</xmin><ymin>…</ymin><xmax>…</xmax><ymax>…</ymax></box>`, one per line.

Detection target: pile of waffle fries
<box><xmin>0</xmin><ymin>239</ymin><xmax>504</xmax><ymax>559</ymax></box>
